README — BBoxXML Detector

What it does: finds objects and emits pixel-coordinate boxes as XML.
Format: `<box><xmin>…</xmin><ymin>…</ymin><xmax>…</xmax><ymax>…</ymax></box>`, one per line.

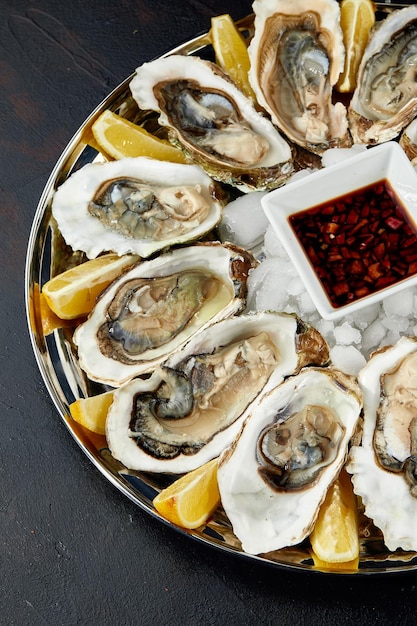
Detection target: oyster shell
<box><xmin>248</xmin><ymin>0</ymin><xmax>351</xmax><ymax>154</ymax></box>
<box><xmin>73</xmin><ymin>242</ymin><xmax>257</xmax><ymax>386</ymax></box>
<box><xmin>129</xmin><ymin>54</ymin><xmax>293</xmax><ymax>191</ymax></box>
<box><xmin>399</xmin><ymin>117</ymin><xmax>417</xmax><ymax>162</ymax></box>
<box><xmin>51</xmin><ymin>157</ymin><xmax>223</xmax><ymax>259</ymax></box>
<box><xmin>218</xmin><ymin>367</ymin><xmax>362</xmax><ymax>554</ymax></box>
<box><xmin>349</xmin><ymin>6</ymin><xmax>417</xmax><ymax>145</ymax></box>
<box><xmin>347</xmin><ymin>336</ymin><xmax>417</xmax><ymax>551</ymax></box>
<box><xmin>106</xmin><ymin>311</ymin><xmax>330</xmax><ymax>473</ymax></box>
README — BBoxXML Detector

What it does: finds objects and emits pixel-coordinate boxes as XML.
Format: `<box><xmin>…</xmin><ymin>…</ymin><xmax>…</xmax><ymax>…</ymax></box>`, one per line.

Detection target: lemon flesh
<box><xmin>336</xmin><ymin>0</ymin><xmax>376</xmax><ymax>93</ymax></box>
<box><xmin>210</xmin><ymin>14</ymin><xmax>255</xmax><ymax>100</ymax></box>
<box><xmin>42</xmin><ymin>253</ymin><xmax>138</xmax><ymax>320</ymax></box>
<box><xmin>91</xmin><ymin>110</ymin><xmax>187</xmax><ymax>163</ymax></box>
<box><xmin>153</xmin><ymin>458</ymin><xmax>220</xmax><ymax>529</ymax></box>
<box><xmin>310</xmin><ymin>469</ymin><xmax>360</xmax><ymax>566</ymax></box>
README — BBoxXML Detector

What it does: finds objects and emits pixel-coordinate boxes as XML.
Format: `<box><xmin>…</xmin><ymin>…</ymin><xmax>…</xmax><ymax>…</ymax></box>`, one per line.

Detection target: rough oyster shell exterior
<box><xmin>399</xmin><ymin>117</ymin><xmax>417</xmax><ymax>162</ymax></box>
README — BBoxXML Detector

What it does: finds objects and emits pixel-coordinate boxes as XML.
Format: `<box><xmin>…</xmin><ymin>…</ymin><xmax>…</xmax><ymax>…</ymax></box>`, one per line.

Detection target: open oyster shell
<box><xmin>51</xmin><ymin>157</ymin><xmax>224</xmax><ymax>259</ymax></box>
<box><xmin>218</xmin><ymin>367</ymin><xmax>362</xmax><ymax>555</ymax></box>
<box><xmin>73</xmin><ymin>242</ymin><xmax>257</xmax><ymax>386</ymax></box>
<box><xmin>106</xmin><ymin>311</ymin><xmax>330</xmax><ymax>473</ymax></box>
<box><xmin>349</xmin><ymin>5</ymin><xmax>417</xmax><ymax>145</ymax></box>
<box><xmin>248</xmin><ymin>0</ymin><xmax>350</xmax><ymax>154</ymax></box>
<box><xmin>129</xmin><ymin>55</ymin><xmax>293</xmax><ymax>191</ymax></box>
<box><xmin>347</xmin><ymin>336</ymin><xmax>417</xmax><ymax>551</ymax></box>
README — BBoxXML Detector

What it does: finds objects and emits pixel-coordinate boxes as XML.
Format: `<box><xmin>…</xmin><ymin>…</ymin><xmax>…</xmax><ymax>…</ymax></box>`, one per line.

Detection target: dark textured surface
<box><xmin>2</xmin><ymin>1</ymin><xmax>417</xmax><ymax>624</ymax></box>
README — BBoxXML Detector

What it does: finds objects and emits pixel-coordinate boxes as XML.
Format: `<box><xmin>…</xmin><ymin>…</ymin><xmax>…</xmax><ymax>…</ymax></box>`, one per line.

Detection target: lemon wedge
<box><xmin>70</xmin><ymin>391</ymin><xmax>115</xmax><ymax>435</ymax></box>
<box><xmin>42</xmin><ymin>253</ymin><xmax>138</xmax><ymax>320</ymax></box>
<box><xmin>310</xmin><ymin>469</ymin><xmax>360</xmax><ymax>567</ymax></box>
<box><xmin>336</xmin><ymin>0</ymin><xmax>376</xmax><ymax>93</ymax></box>
<box><xmin>29</xmin><ymin>283</ymin><xmax>76</xmax><ymax>336</ymax></box>
<box><xmin>91</xmin><ymin>110</ymin><xmax>187</xmax><ymax>162</ymax></box>
<box><xmin>210</xmin><ymin>14</ymin><xmax>255</xmax><ymax>100</ymax></box>
<box><xmin>153</xmin><ymin>458</ymin><xmax>220</xmax><ymax>529</ymax></box>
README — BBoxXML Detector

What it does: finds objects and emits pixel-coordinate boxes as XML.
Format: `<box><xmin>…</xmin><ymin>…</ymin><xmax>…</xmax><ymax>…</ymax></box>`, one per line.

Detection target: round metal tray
<box><xmin>25</xmin><ymin>10</ymin><xmax>417</xmax><ymax>575</ymax></box>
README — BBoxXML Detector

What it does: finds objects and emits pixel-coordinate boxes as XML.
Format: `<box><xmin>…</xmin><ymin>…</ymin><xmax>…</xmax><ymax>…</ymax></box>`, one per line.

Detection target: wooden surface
<box><xmin>2</xmin><ymin>0</ymin><xmax>417</xmax><ymax>623</ymax></box>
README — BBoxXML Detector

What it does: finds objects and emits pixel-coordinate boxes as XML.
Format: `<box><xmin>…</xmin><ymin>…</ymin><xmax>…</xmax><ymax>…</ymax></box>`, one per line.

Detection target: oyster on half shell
<box><xmin>52</xmin><ymin>157</ymin><xmax>224</xmax><ymax>259</ymax></box>
<box><xmin>73</xmin><ymin>243</ymin><xmax>257</xmax><ymax>386</ymax></box>
<box><xmin>129</xmin><ymin>55</ymin><xmax>293</xmax><ymax>191</ymax></box>
<box><xmin>106</xmin><ymin>312</ymin><xmax>330</xmax><ymax>473</ymax></box>
<box><xmin>347</xmin><ymin>336</ymin><xmax>417</xmax><ymax>552</ymax></box>
<box><xmin>248</xmin><ymin>0</ymin><xmax>350</xmax><ymax>154</ymax></box>
<box><xmin>218</xmin><ymin>367</ymin><xmax>362</xmax><ymax>555</ymax></box>
<box><xmin>349</xmin><ymin>5</ymin><xmax>417</xmax><ymax>145</ymax></box>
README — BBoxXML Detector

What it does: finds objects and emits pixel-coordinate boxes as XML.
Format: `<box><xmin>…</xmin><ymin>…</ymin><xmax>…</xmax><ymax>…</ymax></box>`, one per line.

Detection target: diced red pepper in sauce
<box><xmin>368</xmin><ymin>263</ymin><xmax>384</xmax><ymax>280</ymax></box>
<box><xmin>386</xmin><ymin>216</ymin><xmax>404</xmax><ymax>230</ymax></box>
<box><xmin>289</xmin><ymin>179</ymin><xmax>417</xmax><ymax>308</ymax></box>
<box><xmin>348</xmin><ymin>260</ymin><xmax>365</xmax><ymax>274</ymax></box>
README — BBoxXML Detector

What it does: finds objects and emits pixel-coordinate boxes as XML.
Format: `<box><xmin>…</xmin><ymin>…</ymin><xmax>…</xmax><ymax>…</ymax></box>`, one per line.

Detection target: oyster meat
<box><xmin>52</xmin><ymin>157</ymin><xmax>224</xmax><ymax>259</ymax></box>
<box><xmin>349</xmin><ymin>5</ymin><xmax>417</xmax><ymax>145</ymax></box>
<box><xmin>73</xmin><ymin>243</ymin><xmax>257</xmax><ymax>386</ymax></box>
<box><xmin>248</xmin><ymin>0</ymin><xmax>350</xmax><ymax>154</ymax></box>
<box><xmin>106</xmin><ymin>311</ymin><xmax>330</xmax><ymax>473</ymax></box>
<box><xmin>347</xmin><ymin>336</ymin><xmax>417</xmax><ymax>551</ymax></box>
<box><xmin>218</xmin><ymin>367</ymin><xmax>362</xmax><ymax>554</ymax></box>
<box><xmin>129</xmin><ymin>54</ymin><xmax>293</xmax><ymax>191</ymax></box>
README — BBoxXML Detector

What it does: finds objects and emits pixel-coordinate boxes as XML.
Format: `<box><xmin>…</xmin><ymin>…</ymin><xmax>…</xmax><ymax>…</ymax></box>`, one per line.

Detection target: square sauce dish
<box><xmin>262</xmin><ymin>142</ymin><xmax>417</xmax><ymax>320</ymax></box>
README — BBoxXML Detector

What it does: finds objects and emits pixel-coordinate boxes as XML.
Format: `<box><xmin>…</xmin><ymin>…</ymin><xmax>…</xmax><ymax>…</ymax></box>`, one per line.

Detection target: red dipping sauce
<box><xmin>289</xmin><ymin>179</ymin><xmax>417</xmax><ymax>309</ymax></box>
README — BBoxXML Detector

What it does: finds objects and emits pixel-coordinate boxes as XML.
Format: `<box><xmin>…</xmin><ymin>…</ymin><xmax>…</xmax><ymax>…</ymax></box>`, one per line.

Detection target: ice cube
<box><xmin>316</xmin><ymin>319</ymin><xmax>334</xmax><ymax>337</ymax></box>
<box><xmin>361</xmin><ymin>320</ymin><xmax>387</xmax><ymax>352</ymax></box>
<box><xmin>246</xmin><ymin>257</ymin><xmax>292</xmax><ymax>312</ymax></box>
<box><xmin>256</xmin><ymin>280</ymin><xmax>292</xmax><ymax>312</ymax></box>
<box><xmin>263</xmin><ymin>224</ymin><xmax>289</xmax><ymax>259</ymax></box>
<box><xmin>381</xmin><ymin>330</ymin><xmax>401</xmax><ymax>347</ymax></box>
<box><xmin>287</xmin><ymin>276</ymin><xmax>305</xmax><ymax>297</ymax></box>
<box><xmin>321</xmin><ymin>145</ymin><xmax>367</xmax><ymax>168</ymax></box>
<box><xmin>347</xmin><ymin>302</ymin><xmax>381</xmax><ymax>330</ymax></box>
<box><xmin>298</xmin><ymin>290</ymin><xmax>317</xmax><ymax>314</ymax></box>
<box><xmin>286</xmin><ymin>169</ymin><xmax>316</xmax><ymax>184</ymax></box>
<box><xmin>333</xmin><ymin>322</ymin><xmax>362</xmax><ymax>345</ymax></box>
<box><xmin>218</xmin><ymin>191</ymin><xmax>269</xmax><ymax>250</ymax></box>
<box><xmin>382</xmin><ymin>315</ymin><xmax>410</xmax><ymax>332</ymax></box>
<box><xmin>383</xmin><ymin>289</ymin><xmax>414</xmax><ymax>317</ymax></box>
<box><xmin>329</xmin><ymin>345</ymin><xmax>367</xmax><ymax>377</ymax></box>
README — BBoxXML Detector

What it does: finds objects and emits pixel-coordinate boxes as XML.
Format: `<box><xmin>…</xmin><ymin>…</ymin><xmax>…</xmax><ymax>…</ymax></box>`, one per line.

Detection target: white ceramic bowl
<box><xmin>262</xmin><ymin>142</ymin><xmax>417</xmax><ymax>320</ymax></box>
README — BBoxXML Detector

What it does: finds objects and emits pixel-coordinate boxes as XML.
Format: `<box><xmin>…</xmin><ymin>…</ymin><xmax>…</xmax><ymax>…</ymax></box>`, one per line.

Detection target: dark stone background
<box><xmin>1</xmin><ymin>1</ymin><xmax>416</xmax><ymax>623</ymax></box>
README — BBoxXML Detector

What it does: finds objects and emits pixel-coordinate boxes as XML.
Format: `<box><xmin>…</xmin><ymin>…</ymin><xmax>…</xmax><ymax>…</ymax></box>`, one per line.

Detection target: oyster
<box><xmin>349</xmin><ymin>6</ymin><xmax>417</xmax><ymax>145</ymax></box>
<box><xmin>73</xmin><ymin>243</ymin><xmax>257</xmax><ymax>386</ymax></box>
<box><xmin>129</xmin><ymin>54</ymin><xmax>293</xmax><ymax>191</ymax></box>
<box><xmin>399</xmin><ymin>117</ymin><xmax>417</xmax><ymax>162</ymax></box>
<box><xmin>347</xmin><ymin>336</ymin><xmax>417</xmax><ymax>551</ymax></box>
<box><xmin>106</xmin><ymin>311</ymin><xmax>330</xmax><ymax>473</ymax></box>
<box><xmin>248</xmin><ymin>0</ymin><xmax>350</xmax><ymax>154</ymax></box>
<box><xmin>51</xmin><ymin>157</ymin><xmax>223</xmax><ymax>259</ymax></box>
<box><xmin>218</xmin><ymin>367</ymin><xmax>362</xmax><ymax>554</ymax></box>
